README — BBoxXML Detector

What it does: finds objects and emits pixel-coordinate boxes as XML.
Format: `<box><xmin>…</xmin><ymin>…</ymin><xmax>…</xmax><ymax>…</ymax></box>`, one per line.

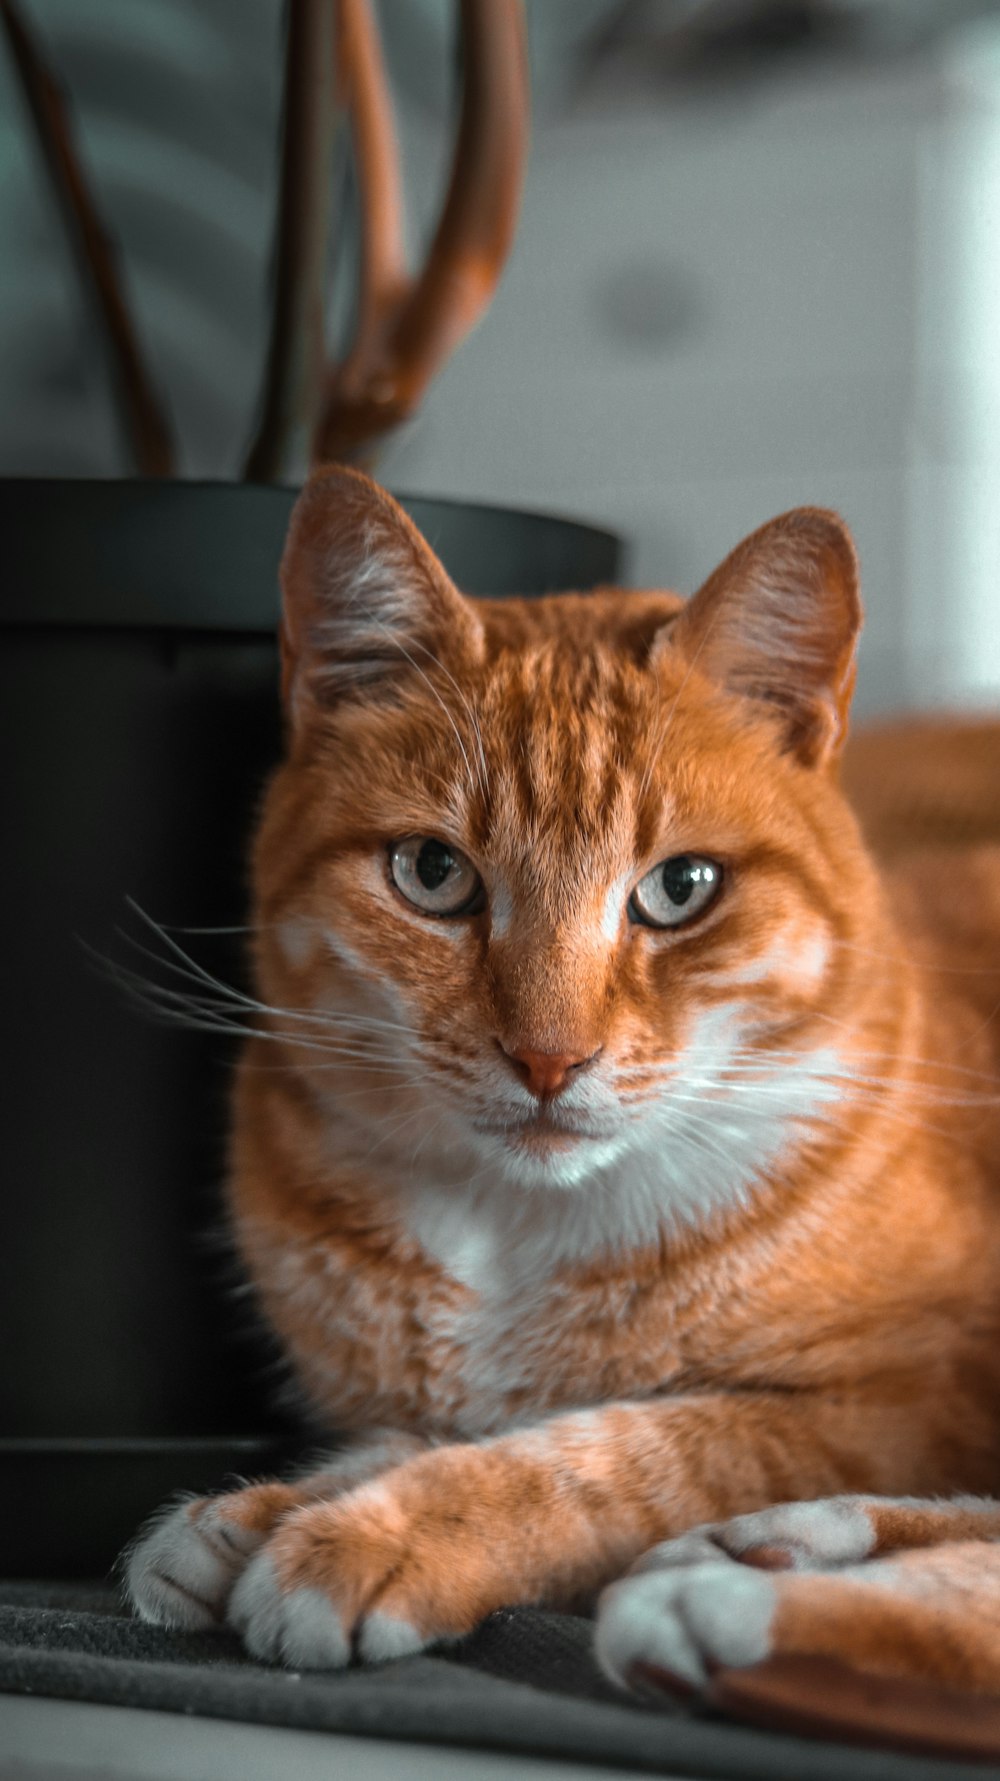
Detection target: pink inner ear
<box><xmin>664</xmin><ymin>507</ymin><xmax>862</xmax><ymax>769</ymax></box>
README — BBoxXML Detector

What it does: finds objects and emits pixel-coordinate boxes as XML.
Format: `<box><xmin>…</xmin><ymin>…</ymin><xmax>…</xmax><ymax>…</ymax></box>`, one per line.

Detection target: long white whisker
<box><xmin>714</xmin><ymin>1043</ymin><xmax>1000</xmax><ymax>1093</ymax></box>
<box><xmin>662</xmin><ymin>1032</ymin><xmax>1000</xmax><ymax>1091</ymax></box>
<box><xmin>663</xmin><ymin>1055</ymin><xmax>999</xmax><ymax>1109</ymax></box>
<box><xmin>658</xmin><ymin>1082</ymin><xmax>965</xmax><ymax>1143</ymax></box>
<box><xmin>116</xmin><ymin>905</ymin><xmax>414</xmax><ymax>1041</ymax></box>
<box><xmin>96</xmin><ymin>951</ymin><xmax>421</xmax><ymax>1067</ymax></box>
<box><xmin>653</xmin><ymin>1103</ymin><xmax>750</xmax><ymax>1174</ymax></box>
<box><xmin>828</xmin><ymin>938</ymin><xmax>1000</xmax><ymax>978</ymax></box>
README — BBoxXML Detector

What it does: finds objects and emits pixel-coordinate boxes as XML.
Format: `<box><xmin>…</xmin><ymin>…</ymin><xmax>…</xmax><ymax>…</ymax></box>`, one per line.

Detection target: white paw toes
<box><xmin>355</xmin><ymin>1611</ymin><xmax>425</xmax><ymax>1664</ymax></box>
<box><xmin>125</xmin><ymin>1498</ymin><xmax>266</xmax><ymax>1629</ymax></box>
<box><xmin>629</xmin><ymin>1498</ymin><xmax>877</xmax><ymax>1587</ymax></box>
<box><xmin>225</xmin><ymin>1554</ymin><xmax>426</xmax><ymax>1669</ymax></box>
<box><xmin>227</xmin><ymin>1554</ymin><xmax>351</xmax><ymax>1668</ymax></box>
<box><xmin>595</xmin><ymin>1560</ymin><xmax>777</xmax><ymax>1694</ymax></box>
<box><xmin>714</xmin><ymin>1497</ymin><xmax>877</xmax><ymax>1570</ymax></box>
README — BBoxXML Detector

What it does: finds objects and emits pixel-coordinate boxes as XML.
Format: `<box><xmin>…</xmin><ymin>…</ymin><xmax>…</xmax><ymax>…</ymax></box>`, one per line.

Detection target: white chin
<box><xmin>488</xmin><ymin>1130</ymin><xmax>624</xmax><ymax>1190</ymax></box>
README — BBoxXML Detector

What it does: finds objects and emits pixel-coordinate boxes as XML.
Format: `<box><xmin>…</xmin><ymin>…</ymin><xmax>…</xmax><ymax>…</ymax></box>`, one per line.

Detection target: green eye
<box><xmin>628</xmin><ymin>855</ymin><xmax>722</xmax><ymax>929</ymax></box>
<box><xmin>389</xmin><ymin>837</ymin><xmax>484</xmax><ymax>917</ymax></box>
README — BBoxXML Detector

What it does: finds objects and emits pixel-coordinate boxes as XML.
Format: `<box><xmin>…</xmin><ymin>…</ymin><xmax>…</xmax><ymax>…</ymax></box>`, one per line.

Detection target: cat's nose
<box><xmin>500</xmin><ymin>1044</ymin><xmax>601</xmax><ymax>1100</ymax></box>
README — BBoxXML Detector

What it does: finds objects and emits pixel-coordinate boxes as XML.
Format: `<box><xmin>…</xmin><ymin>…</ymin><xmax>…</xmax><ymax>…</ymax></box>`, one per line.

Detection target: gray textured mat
<box><xmin>0</xmin><ymin>1583</ymin><xmax>996</xmax><ymax>1780</ymax></box>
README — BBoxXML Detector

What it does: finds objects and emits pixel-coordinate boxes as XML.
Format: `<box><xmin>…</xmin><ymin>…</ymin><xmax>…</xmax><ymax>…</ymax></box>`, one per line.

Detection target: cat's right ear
<box><xmin>656</xmin><ymin>507</ymin><xmax>862</xmax><ymax>769</ymax></box>
<box><xmin>279</xmin><ymin>467</ymin><xmax>484</xmax><ymax>729</ymax></box>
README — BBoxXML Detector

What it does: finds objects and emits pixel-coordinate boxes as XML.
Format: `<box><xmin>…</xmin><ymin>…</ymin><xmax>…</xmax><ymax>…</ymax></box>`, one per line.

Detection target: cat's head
<box><xmin>251</xmin><ymin>468</ymin><xmax>869</xmax><ymax>1224</ymax></box>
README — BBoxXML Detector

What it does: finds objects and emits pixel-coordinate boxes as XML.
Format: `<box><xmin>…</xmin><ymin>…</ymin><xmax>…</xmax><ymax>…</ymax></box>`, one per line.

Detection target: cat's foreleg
<box><xmin>123</xmin><ymin>1429</ymin><xmax>428</xmax><ymax>1630</ymax></box>
<box><xmin>219</xmin><ymin>1388</ymin><xmax>942</xmax><ymax>1667</ymax></box>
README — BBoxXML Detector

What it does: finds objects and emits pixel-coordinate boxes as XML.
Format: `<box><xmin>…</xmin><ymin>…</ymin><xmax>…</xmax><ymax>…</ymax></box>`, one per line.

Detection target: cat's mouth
<box><xmin>475</xmin><ymin>1114</ymin><xmax>612</xmax><ymax>1154</ymax></box>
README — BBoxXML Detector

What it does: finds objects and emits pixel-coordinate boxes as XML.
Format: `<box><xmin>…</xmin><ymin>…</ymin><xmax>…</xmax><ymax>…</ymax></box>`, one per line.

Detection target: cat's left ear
<box><xmin>657</xmin><ymin>507</ymin><xmax>861</xmax><ymax>768</ymax></box>
<box><xmin>279</xmin><ymin>466</ymin><xmax>485</xmax><ymax>729</ymax></box>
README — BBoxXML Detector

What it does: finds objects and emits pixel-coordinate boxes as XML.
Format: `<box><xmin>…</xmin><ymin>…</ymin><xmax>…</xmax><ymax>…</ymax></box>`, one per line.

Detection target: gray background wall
<box><xmin>4</xmin><ymin>1</ymin><xmax>1000</xmax><ymax>719</ymax></box>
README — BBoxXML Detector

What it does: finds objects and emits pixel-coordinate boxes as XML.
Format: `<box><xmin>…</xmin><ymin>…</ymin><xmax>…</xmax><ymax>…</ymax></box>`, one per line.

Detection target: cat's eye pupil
<box><xmin>662</xmin><ymin>855</ymin><xmax>702</xmax><ymax>906</ymax></box>
<box><xmin>416</xmin><ymin>840</ymin><xmax>454</xmax><ymax>890</ymax></box>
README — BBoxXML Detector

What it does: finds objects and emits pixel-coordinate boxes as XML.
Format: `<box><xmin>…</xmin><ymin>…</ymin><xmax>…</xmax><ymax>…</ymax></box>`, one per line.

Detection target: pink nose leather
<box><xmin>503</xmin><ymin>1046</ymin><xmax>596</xmax><ymax>1099</ymax></box>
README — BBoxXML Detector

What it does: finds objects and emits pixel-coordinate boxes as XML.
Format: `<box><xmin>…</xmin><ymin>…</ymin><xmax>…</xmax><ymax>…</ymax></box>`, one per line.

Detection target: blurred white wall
<box><xmin>3</xmin><ymin>4</ymin><xmax>1000</xmax><ymax>719</ymax></box>
<box><xmin>906</xmin><ymin>20</ymin><xmax>1000</xmax><ymax>710</ymax></box>
<box><xmin>382</xmin><ymin>23</ymin><xmax>1000</xmax><ymax>720</ymax></box>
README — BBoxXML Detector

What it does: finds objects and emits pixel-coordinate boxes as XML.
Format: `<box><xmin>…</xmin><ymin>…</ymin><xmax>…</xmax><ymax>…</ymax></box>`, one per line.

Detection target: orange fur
<box><xmin>125</xmin><ymin>469</ymin><xmax>1000</xmax><ymax>1689</ymax></box>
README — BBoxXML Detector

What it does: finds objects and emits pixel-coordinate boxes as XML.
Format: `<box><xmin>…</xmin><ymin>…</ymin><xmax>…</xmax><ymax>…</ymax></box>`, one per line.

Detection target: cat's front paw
<box><xmin>227</xmin><ymin>1540</ymin><xmax>424</xmax><ymax>1669</ymax></box>
<box><xmin>225</xmin><ymin>1455</ymin><xmax>511</xmax><ymax>1667</ymax></box>
<box><xmin>594</xmin><ymin>1499</ymin><xmax>876</xmax><ymax>1697</ymax></box>
<box><xmin>124</xmin><ymin>1432</ymin><xmax>431</xmax><ymax>1633</ymax></box>
<box><xmin>594</xmin><ymin>1500</ymin><xmax>879</xmax><ymax>1690</ymax></box>
<box><xmin>125</xmin><ymin>1481</ymin><xmax>300</xmax><ymax>1629</ymax></box>
<box><xmin>596</xmin><ymin>1554</ymin><xmax>778</xmax><ymax>1694</ymax></box>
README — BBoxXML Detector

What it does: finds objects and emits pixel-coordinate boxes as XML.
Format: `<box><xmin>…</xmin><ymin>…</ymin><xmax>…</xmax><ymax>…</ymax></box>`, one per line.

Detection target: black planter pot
<box><xmin>2</xmin><ymin>479</ymin><xmax>621</xmax><ymax>1576</ymax></box>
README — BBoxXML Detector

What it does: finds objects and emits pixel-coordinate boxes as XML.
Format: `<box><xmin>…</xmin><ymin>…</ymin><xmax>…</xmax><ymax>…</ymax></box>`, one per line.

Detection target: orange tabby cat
<box><xmin>126</xmin><ymin>468</ymin><xmax>1000</xmax><ymax>1702</ymax></box>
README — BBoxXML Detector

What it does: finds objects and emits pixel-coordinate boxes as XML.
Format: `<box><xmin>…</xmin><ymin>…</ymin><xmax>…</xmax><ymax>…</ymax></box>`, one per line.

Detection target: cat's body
<box><xmin>233</xmin><ymin>785</ymin><xmax>1000</xmax><ymax>1455</ymax></box>
<box><xmin>127</xmin><ymin>471</ymin><xmax>1000</xmax><ymax>1710</ymax></box>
